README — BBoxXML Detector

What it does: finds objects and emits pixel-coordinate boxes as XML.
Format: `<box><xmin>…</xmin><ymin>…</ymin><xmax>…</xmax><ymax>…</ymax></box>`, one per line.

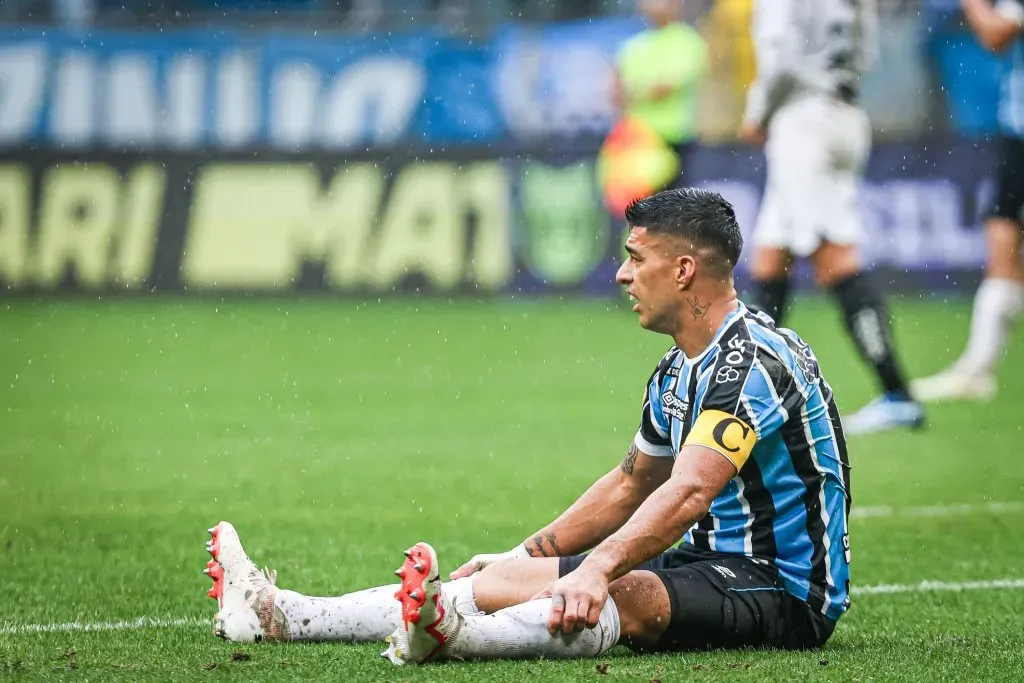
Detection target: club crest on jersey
<box><xmin>661</xmin><ymin>391</ymin><xmax>689</xmax><ymax>421</ymax></box>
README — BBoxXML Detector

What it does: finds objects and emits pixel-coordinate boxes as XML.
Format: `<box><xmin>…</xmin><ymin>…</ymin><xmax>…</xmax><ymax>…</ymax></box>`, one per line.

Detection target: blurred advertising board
<box><xmin>0</xmin><ymin>141</ymin><xmax>997</xmax><ymax>296</ymax></box>
<box><xmin>0</xmin><ymin>23</ymin><xmax>635</xmax><ymax>150</ymax></box>
<box><xmin>0</xmin><ymin>15</ymin><xmax>987</xmax><ymax>150</ymax></box>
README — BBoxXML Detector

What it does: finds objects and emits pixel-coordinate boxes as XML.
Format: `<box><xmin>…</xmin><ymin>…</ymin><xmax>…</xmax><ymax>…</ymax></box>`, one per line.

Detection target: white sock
<box><xmin>957</xmin><ymin>278</ymin><xmax>1024</xmax><ymax>375</ymax></box>
<box><xmin>270</xmin><ymin>585</ymin><xmax>398</xmax><ymax>642</ymax></box>
<box><xmin>441</xmin><ymin>597</ymin><xmax>620</xmax><ymax>661</ymax></box>
<box><xmin>267</xmin><ymin>577</ymin><xmax>479</xmax><ymax>642</ymax></box>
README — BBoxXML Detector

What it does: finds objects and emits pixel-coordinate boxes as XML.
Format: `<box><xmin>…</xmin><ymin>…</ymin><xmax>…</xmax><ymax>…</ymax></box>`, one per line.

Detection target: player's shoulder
<box><xmin>693</xmin><ymin>313</ymin><xmax>757</xmax><ymax>396</ymax></box>
<box><xmin>741</xmin><ymin>307</ymin><xmax>824</xmax><ymax>388</ymax></box>
<box><xmin>700</xmin><ymin>307</ymin><xmax>820</xmax><ymax>397</ymax></box>
<box><xmin>739</xmin><ymin>307</ymin><xmax>806</xmax><ymax>355</ymax></box>
<box><xmin>693</xmin><ymin>308</ymin><xmax>810</xmax><ymax>438</ymax></box>
<box><xmin>702</xmin><ymin>308</ymin><xmax>767</xmax><ymax>372</ymax></box>
<box><xmin>718</xmin><ymin>310</ymin><xmax>759</xmax><ymax>351</ymax></box>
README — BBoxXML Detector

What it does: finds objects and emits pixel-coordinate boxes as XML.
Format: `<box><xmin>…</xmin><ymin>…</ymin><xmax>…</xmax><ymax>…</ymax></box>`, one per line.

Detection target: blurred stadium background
<box><xmin>2</xmin><ymin>0</ymin><xmax>1024</xmax><ymax>680</ymax></box>
<box><xmin>0</xmin><ymin>0</ymin><xmax>1008</xmax><ymax>295</ymax></box>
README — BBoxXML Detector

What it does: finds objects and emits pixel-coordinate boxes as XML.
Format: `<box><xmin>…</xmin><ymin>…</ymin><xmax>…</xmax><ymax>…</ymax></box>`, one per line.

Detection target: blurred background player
<box><xmin>738</xmin><ymin>0</ymin><xmax>925</xmax><ymax>435</ymax></box>
<box><xmin>911</xmin><ymin>0</ymin><xmax>1024</xmax><ymax>402</ymax></box>
<box><xmin>599</xmin><ymin>0</ymin><xmax>709</xmax><ymax>215</ymax></box>
<box><xmin>612</xmin><ymin>0</ymin><xmax>707</xmax><ymax>186</ymax></box>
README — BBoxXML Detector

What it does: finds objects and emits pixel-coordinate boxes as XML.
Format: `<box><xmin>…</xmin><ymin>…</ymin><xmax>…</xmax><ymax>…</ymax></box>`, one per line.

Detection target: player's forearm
<box><xmin>579</xmin><ymin>476</ymin><xmax>713</xmax><ymax>581</ymax></box>
<box><xmin>520</xmin><ymin>469</ymin><xmax>647</xmax><ymax>558</ymax></box>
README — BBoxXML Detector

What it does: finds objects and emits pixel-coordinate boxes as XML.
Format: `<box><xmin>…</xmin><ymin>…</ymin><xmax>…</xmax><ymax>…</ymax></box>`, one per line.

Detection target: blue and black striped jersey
<box><xmin>635</xmin><ymin>302</ymin><xmax>852</xmax><ymax>621</ymax></box>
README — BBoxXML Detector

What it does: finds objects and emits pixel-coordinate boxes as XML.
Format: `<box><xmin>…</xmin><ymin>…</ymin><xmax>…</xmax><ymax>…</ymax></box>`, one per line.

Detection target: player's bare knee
<box><xmin>608</xmin><ymin>571</ymin><xmax>671</xmax><ymax>651</ymax></box>
<box><xmin>473</xmin><ymin>557</ymin><xmax>560</xmax><ymax>614</ymax></box>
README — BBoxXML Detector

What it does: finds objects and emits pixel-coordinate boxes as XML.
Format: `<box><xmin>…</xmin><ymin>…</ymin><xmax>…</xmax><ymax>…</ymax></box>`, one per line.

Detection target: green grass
<box><xmin>1</xmin><ymin>295</ymin><xmax>1022</xmax><ymax>681</ymax></box>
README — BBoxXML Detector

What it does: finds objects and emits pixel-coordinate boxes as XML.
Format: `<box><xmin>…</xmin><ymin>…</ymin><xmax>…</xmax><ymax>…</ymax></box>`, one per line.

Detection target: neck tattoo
<box><xmin>687</xmin><ymin>296</ymin><xmax>710</xmax><ymax>320</ymax></box>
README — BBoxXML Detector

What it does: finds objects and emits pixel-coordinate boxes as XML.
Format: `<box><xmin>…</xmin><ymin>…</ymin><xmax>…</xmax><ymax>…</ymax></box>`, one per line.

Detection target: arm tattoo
<box><xmin>544</xmin><ymin>533</ymin><xmax>565</xmax><ymax>557</ymax></box>
<box><xmin>527</xmin><ymin>535</ymin><xmax>547</xmax><ymax>557</ymax></box>
<box><xmin>687</xmin><ymin>296</ymin><xmax>710</xmax><ymax>320</ymax></box>
<box><xmin>620</xmin><ymin>442</ymin><xmax>638</xmax><ymax>476</ymax></box>
<box><xmin>526</xmin><ymin>533</ymin><xmax>565</xmax><ymax>557</ymax></box>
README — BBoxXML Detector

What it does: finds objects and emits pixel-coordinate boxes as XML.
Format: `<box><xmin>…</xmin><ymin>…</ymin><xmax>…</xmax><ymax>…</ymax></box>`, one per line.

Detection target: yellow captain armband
<box><xmin>683</xmin><ymin>410</ymin><xmax>757</xmax><ymax>470</ymax></box>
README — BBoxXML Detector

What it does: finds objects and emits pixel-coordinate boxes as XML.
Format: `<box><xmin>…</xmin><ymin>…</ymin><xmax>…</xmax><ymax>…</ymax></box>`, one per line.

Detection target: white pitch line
<box><xmin>3</xmin><ymin>578</ymin><xmax>1024</xmax><ymax>636</ymax></box>
<box><xmin>851</xmin><ymin>501</ymin><xmax>1024</xmax><ymax>520</ymax></box>
<box><xmin>0</xmin><ymin>615</ymin><xmax>206</xmax><ymax>636</ymax></box>
<box><xmin>853</xmin><ymin>579</ymin><xmax>1024</xmax><ymax>595</ymax></box>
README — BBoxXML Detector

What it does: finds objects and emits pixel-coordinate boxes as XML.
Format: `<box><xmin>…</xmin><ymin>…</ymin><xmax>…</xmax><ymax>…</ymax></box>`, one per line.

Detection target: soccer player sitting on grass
<box><xmin>204</xmin><ymin>189</ymin><xmax>852</xmax><ymax>664</ymax></box>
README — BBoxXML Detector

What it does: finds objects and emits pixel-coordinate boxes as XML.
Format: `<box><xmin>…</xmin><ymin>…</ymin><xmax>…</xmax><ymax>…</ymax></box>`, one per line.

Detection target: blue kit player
<box><xmin>204</xmin><ymin>189</ymin><xmax>853</xmax><ymax>664</ymax></box>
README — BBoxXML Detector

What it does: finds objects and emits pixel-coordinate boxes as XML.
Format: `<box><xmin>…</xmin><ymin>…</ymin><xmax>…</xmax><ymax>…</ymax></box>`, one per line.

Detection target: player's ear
<box><xmin>675</xmin><ymin>254</ymin><xmax>696</xmax><ymax>290</ymax></box>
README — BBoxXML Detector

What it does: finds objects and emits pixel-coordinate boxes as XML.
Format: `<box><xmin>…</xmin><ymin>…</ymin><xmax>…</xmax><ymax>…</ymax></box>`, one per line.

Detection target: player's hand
<box><xmin>737</xmin><ymin>120</ymin><xmax>767</xmax><ymax>145</ymax></box>
<box><xmin>449</xmin><ymin>544</ymin><xmax>531</xmax><ymax>580</ymax></box>
<box><xmin>532</xmin><ymin>565</ymin><xmax>609</xmax><ymax>636</ymax></box>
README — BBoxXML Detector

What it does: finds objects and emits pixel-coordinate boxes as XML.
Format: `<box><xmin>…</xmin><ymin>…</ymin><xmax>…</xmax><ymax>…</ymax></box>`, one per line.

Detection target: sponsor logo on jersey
<box><xmin>661</xmin><ymin>391</ymin><xmax>689</xmax><ymax>421</ymax></box>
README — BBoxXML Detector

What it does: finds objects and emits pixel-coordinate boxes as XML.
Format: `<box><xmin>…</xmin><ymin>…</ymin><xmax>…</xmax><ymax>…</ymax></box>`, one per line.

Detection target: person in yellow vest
<box><xmin>609</xmin><ymin>0</ymin><xmax>709</xmax><ymax>195</ymax></box>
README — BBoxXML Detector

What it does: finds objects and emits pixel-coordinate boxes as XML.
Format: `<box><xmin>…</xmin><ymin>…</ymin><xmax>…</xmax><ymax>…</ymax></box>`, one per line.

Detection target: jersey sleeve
<box><xmin>634</xmin><ymin>363</ymin><xmax>674</xmax><ymax>458</ymax></box>
<box><xmin>683</xmin><ymin>330</ymin><xmax>785</xmax><ymax>471</ymax></box>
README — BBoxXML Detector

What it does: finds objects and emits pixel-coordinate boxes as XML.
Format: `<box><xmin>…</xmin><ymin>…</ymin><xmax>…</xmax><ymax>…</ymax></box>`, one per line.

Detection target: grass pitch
<box><xmin>1</xmin><ymin>296</ymin><xmax>1022</xmax><ymax>681</ymax></box>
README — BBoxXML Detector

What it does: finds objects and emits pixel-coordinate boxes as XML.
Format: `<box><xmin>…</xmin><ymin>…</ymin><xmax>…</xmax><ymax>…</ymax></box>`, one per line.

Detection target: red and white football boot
<box><xmin>380</xmin><ymin>542</ymin><xmax>460</xmax><ymax>665</ymax></box>
<box><xmin>205</xmin><ymin>521</ymin><xmax>277</xmax><ymax>643</ymax></box>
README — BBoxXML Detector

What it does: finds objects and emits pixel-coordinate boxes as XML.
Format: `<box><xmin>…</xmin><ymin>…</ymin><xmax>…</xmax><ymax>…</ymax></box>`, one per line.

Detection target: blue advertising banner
<box><xmin>0</xmin><ymin>27</ymin><xmax>453</xmax><ymax>149</ymax></box>
<box><xmin>0</xmin><ymin>19</ymin><xmax>641</xmax><ymax>150</ymax></box>
<box><xmin>0</xmin><ymin>17</ymin><xmax>1007</xmax><ymax>150</ymax></box>
<box><xmin>488</xmin><ymin>18</ymin><xmax>643</xmax><ymax>143</ymax></box>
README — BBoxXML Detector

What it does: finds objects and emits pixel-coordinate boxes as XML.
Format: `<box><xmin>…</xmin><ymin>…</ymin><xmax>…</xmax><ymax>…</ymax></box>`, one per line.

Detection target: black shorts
<box><xmin>559</xmin><ymin>545</ymin><xmax>836</xmax><ymax>653</ymax></box>
<box><xmin>989</xmin><ymin>135</ymin><xmax>1024</xmax><ymax>227</ymax></box>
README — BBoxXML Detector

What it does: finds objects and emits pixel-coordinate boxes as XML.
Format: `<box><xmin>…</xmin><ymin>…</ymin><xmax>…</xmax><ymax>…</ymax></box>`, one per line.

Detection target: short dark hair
<box><xmin>625</xmin><ymin>188</ymin><xmax>744</xmax><ymax>272</ymax></box>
